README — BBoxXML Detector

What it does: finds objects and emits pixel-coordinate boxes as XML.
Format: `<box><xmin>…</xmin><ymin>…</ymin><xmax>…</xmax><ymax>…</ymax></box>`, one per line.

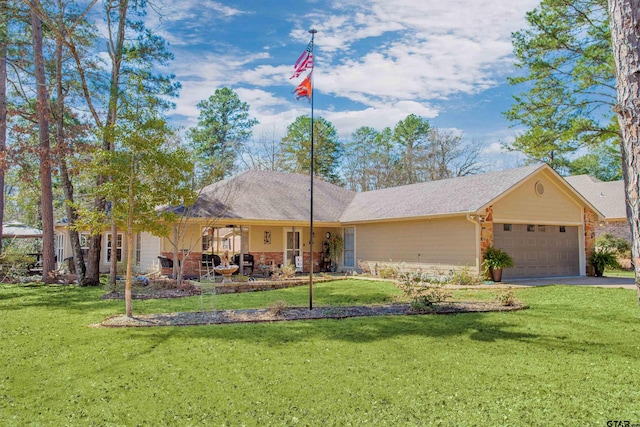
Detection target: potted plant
<box><xmin>589</xmin><ymin>248</ymin><xmax>620</xmax><ymax>277</ymax></box>
<box><xmin>482</xmin><ymin>246</ymin><xmax>514</xmax><ymax>282</ymax></box>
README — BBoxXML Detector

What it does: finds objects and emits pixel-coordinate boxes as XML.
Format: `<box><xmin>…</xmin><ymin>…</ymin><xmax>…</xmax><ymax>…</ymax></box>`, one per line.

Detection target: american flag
<box><xmin>290</xmin><ymin>41</ymin><xmax>314</xmax><ymax>79</ymax></box>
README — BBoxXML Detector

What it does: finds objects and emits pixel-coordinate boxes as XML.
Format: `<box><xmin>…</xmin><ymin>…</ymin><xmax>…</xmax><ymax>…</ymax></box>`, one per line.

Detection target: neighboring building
<box><xmin>55</xmin><ymin>164</ymin><xmax>605</xmax><ymax>280</ymax></box>
<box><xmin>564</xmin><ymin>175</ymin><xmax>628</xmax><ymax>241</ymax></box>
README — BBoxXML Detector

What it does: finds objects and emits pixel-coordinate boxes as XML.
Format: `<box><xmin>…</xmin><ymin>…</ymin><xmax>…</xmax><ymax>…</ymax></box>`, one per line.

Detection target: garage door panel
<box><xmin>494</xmin><ymin>224</ymin><xmax>579</xmax><ymax>279</ymax></box>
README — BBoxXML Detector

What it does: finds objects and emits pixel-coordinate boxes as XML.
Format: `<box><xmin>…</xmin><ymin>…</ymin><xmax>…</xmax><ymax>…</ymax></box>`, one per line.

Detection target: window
<box><xmin>106</xmin><ymin>233</ymin><xmax>123</xmax><ymax>263</ymax></box>
<box><xmin>559</xmin><ymin>226</ymin><xmax>566</xmax><ymax>233</ymax></box>
<box><xmin>503</xmin><ymin>224</ymin><xmax>512</xmax><ymax>232</ymax></box>
<box><xmin>202</xmin><ymin>227</ymin><xmax>214</xmax><ymax>252</ymax></box>
<box><xmin>55</xmin><ymin>234</ymin><xmax>64</xmax><ymax>264</ymax></box>
<box><xmin>527</xmin><ymin>225</ymin><xmax>535</xmax><ymax>232</ymax></box>
<box><xmin>343</xmin><ymin>227</ymin><xmax>355</xmax><ymax>268</ymax></box>
<box><xmin>538</xmin><ymin>225</ymin><xmax>546</xmax><ymax>232</ymax></box>
<box><xmin>80</xmin><ymin>233</ymin><xmax>90</xmax><ymax>257</ymax></box>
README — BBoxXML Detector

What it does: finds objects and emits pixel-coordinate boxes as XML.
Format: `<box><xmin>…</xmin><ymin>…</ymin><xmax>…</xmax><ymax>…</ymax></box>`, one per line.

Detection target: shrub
<box><xmin>589</xmin><ymin>248</ymin><xmax>620</xmax><ymax>276</ymax></box>
<box><xmin>0</xmin><ymin>252</ymin><xmax>37</xmax><ymax>282</ymax></box>
<box><xmin>595</xmin><ymin>233</ymin><xmax>631</xmax><ymax>257</ymax></box>
<box><xmin>377</xmin><ymin>263</ymin><xmax>398</xmax><ymax>279</ymax></box>
<box><xmin>396</xmin><ymin>269</ymin><xmax>451</xmax><ymax>311</ymax></box>
<box><xmin>268</xmin><ymin>300</ymin><xmax>289</xmax><ymax>317</ymax></box>
<box><xmin>272</xmin><ymin>264</ymin><xmax>297</xmax><ymax>279</ymax></box>
<box><xmin>357</xmin><ymin>260</ymin><xmax>371</xmax><ymax>275</ymax></box>
<box><xmin>496</xmin><ymin>289</ymin><xmax>518</xmax><ymax>306</ymax></box>
<box><xmin>449</xmin><ymin>267</ymin><xmax>480</xmax><ymax>286</ymax></box>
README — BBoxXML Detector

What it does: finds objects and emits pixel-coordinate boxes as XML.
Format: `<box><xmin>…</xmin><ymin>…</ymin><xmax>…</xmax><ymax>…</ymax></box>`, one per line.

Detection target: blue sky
<box><xmin>141</xmin><ymin>0</ymin><xmax>542</xmax><ymax>169</ymax></box>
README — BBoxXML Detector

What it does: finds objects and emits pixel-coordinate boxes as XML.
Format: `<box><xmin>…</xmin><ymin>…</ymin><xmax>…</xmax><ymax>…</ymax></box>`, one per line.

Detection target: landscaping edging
<box><xmin>96</xmin><ymin>302</ymin><xmax>528</xmax><ymax>328</ymax></box>
<box><xmin>212</xmin><ymin>276</ymin><xmax>343</xmax><ymax>294</ymax></box>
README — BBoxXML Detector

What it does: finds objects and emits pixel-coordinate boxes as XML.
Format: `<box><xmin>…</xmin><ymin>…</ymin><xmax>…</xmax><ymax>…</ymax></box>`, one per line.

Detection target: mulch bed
<box><xmin>97</xmin><ymin>302</ymin><xmax>527</xmax><ymax>328</ymax></box>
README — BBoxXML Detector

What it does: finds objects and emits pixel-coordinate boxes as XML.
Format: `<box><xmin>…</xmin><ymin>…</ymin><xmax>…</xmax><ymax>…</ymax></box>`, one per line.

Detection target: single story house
<box><xmin>55</xmin><ymin>163</ymin><xmax>604</xmax><ymax>280</ymax></box>
<box><xmin>564</xmin><ymin>174</ymin><xmax>628</xmax><ymax>241</ymax></box>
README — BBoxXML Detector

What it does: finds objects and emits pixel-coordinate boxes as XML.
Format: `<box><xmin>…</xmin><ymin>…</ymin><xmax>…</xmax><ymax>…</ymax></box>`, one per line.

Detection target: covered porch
<box><xmin>158</xmin><ymin>221</ymin><xmax>344</xmax><ymax>278</ymax></box>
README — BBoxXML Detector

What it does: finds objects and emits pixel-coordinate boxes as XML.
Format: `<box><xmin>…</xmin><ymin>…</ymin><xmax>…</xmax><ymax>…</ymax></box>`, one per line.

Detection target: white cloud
<box><xmin>165</xmin><ymin>0</ymin><xmax>541</xmax><ymax>140</ymax></box>
<box><xmin>323</xmin><ymin>101</ymin><xmax>438</xmax><ymax>137</ymax></box>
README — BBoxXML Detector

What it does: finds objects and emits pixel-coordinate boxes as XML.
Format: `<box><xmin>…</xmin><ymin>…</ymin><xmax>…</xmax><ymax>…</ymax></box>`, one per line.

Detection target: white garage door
<box><xmin>493</xmin><ymin>223</ymin><xmax>580</xmax><ymax>279</ymax></box>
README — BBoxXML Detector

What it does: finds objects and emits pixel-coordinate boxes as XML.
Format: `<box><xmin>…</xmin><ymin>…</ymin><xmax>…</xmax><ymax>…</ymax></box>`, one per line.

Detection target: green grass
<box><xmin>1</xmin><ymin>280</ymin><xmax>640</xmax><ymax>426</ymax></box>
<box><xmin>604</xmin><ymin>269</ymin><xmax>635</xmax><ymax>278</ymax></box>
<box><xmin>133</xmin><ymin>278</ymin><xmax>404</xmax><ymax>313</ymax></box>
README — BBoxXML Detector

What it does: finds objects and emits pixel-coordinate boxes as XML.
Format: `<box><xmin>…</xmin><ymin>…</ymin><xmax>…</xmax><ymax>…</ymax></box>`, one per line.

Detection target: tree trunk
<box><xmin>110</xmin><ymin>219</ymin><xmax>117</xmax><ymax>288</ymax></box>
<box><xmin>31</xmin><ymin>2</ymin><xmax>55</xmax><ymax>282</ymax></box>
<box><xmin>608</xmin><ymin>0</ymin><xmax>640</xmax><ymax>305</ymax></box>
<box><xmin>84</xmin><ymin>234</ymin><xmax>102</xmax><ymax>286</ymax></box>
<box><xmin>84</xmin><ymin>0</ymin><xmax>128</xmax><ymax>286</ymax></box>
<box><xmin>125</xmin><ymin>171</ymin><xmax>134</xmax><ymax>317</ymax></box>
<box><xmin>53</xmin><ymin>21</ymin><xmax>86</xmax><ymax>284</ymax></box>
<box><xmin>0</xmin><ymin>0</ymin><xmax>7</xmax><ymax>255</ymax></box>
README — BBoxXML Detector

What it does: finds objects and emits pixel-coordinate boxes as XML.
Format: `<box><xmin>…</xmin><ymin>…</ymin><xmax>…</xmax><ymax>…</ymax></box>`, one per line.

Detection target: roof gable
<box><xmin>340</xmin><ymin>164</ymin><xmax>549</xmax><ymax>222</ymax></box>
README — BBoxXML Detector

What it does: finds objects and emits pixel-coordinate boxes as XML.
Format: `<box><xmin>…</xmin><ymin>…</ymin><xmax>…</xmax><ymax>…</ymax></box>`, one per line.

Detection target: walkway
<box><xmin>503</xmin><ymin>275</ymin><xmax>636</xmax><ymax>290</ymax></box>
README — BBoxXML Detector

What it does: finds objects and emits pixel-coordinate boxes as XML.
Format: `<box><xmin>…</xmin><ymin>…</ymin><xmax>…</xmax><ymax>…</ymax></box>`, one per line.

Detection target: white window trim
<box><xmin>105</xmin><ymin>233</ymin><xmax>123</xmax><ymax>263</ymax></box>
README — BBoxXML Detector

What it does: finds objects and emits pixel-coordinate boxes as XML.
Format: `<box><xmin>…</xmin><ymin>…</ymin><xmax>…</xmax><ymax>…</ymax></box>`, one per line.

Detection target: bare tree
<box><xmin>240</xmin><ymin>126</ymin><xmax>286</xmax><ymax>172</ymax></box>
<box><xmin>427</xmin><ymin>129</ymin><xmax>483</xmax><ymax>180</ymax></box>
<box><xmin>608</xmin><ymin>0</ymin><xmax>640</xmax><ymax>304</ymax></box>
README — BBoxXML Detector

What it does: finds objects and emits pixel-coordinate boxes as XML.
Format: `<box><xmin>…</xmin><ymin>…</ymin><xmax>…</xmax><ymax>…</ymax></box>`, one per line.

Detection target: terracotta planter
<box><xmin>490</xmin><ymin>267</ymin><xmax>503</xmax><ymax>282</ymax></box>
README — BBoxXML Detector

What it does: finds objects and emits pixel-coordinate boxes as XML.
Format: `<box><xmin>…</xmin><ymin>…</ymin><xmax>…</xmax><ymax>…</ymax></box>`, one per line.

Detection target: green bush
<box><xmin>595</xmin><ymin>233</ymin><xmax>631</xmax><ymax>257</ymax></box>
<box><xmin>589</xmin><ymin>248</ymin><xmax>620</xmax><ymax>276</ymax></box>
<box><xmin>0</xmin><ymin>252</ymin><xmax>37</xmax><ymax>280</ymax></box>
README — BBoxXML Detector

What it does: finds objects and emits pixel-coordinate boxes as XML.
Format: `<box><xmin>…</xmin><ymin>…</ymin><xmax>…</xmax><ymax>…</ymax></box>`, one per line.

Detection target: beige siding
<box><xmin>251</xmin><ymin>225</ymin><xmax>284</xmax><ymax>252</ymax></box>
<box><xmin>139</xmin><ymin>232</ymin><xmax>161</xmax><ymax>273</ymax></box>
<box><xmin>493</xmin><ymin>172</ymin><xmax>583</xmax><ymax>224</ymax></box>
<box><xmin>160</xmin><ymin>223</ymin><xmax>202</xmax><ymax>253</ymax></box>
<box><xmin>354</xmin><ymin>217</ymin><xmax>476</xmax><ymax>268</ymax></box>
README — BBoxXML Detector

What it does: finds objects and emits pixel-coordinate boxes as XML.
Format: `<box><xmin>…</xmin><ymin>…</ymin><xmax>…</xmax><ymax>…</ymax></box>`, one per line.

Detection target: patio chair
<box><xmin>232</xmin><ymin>253</ymin><xmax>254</xmax><ymax>276</ymax></box>
<box><xmin>158</xmin><ymin>256</ymin><xmax>175</xmax><ymax>269</ymax></box>
<box><xmin>200</xmin><ymin>253</ymin><xmax>221</xmax><ymax>281</ymax></box>
<box><xmin>158</xmin><ymin>256</ymin><xmax>180</xmax><ymax>279</ymax></box>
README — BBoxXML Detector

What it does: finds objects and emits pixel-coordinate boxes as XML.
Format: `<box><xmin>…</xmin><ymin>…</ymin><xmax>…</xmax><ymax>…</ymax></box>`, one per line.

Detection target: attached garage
<box><xmin>494</xmin><ymin>223</ymin><xmax>580</xmax><ymax>279</ymax></box>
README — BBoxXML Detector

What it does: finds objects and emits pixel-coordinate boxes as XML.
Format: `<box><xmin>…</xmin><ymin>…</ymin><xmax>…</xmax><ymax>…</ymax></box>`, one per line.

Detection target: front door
<box><xmin>285</xmin><ymin>229</ymin><xmax>302</xmax><ymax>271</ymax></box>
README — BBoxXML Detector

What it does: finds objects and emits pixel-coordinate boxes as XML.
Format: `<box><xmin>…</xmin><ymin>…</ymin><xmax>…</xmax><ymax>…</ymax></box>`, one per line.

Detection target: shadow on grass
<box><xmin>0</xmin><ymin>283</ymin><xmax>115</xmax><ymax>313</ymax></box>
<box><xmin>117</xmin><ymin>312</ymin><xmax>542</xmax><ymax>350</ymax></box>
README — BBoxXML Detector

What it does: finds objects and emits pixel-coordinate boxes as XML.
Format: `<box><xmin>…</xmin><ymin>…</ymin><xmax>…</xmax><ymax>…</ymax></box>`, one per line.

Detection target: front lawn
<box><xmin>1</xmin><ymin>280</ymin><xmax>639</xmax><ymax>425</ymax></box>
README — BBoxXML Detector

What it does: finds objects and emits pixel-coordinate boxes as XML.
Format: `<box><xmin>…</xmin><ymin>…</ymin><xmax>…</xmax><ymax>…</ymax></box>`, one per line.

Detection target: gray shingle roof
<box><xmin>2</xmin><ymin>221</ymin><xmax>43</xmax><ymax>238</ymax></box>
<box><xmin>184</xmin><ymin>170</ymin><xmax>356</xmax><ymax>222</ymax></box>
<box><xmin>564</xmin><ymin>175</ymin><xmax>626</xmax><ymax>220</ymax></box>
<box><xmin>340</xmin><ymin>164</ymin><xmax>546</xmax><ymax>222</ymax></box>
<box><xmin>177</xmin><ymin>164</ymin><xmax>591</xmax><ymax>224</ymax></box>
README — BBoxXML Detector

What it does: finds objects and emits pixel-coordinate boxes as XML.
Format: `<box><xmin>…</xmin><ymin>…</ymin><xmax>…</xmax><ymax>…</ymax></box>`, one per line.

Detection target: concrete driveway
<box><xmin>503</xmin><ymin>275</ymin><xmax>636</xmax><ymax>290</ymax></box>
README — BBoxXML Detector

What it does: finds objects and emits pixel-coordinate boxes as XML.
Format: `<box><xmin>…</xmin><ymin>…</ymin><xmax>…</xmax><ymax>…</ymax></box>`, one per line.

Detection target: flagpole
<box><xmin>308</xmin><ymin>28</ymin><xmax>317</xmax><ymax>311</ymax></box>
